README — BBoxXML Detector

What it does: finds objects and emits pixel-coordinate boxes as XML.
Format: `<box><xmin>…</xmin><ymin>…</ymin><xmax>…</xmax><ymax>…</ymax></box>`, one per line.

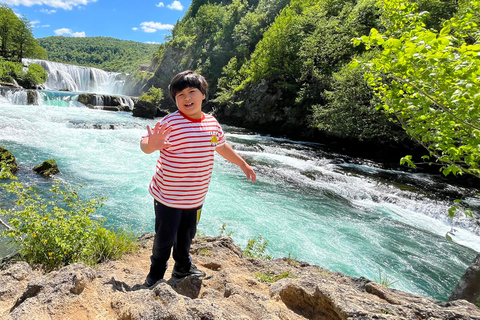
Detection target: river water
<box><xmin>1</xmin><ymin>100</ymin><xmax>479</xmax><ymax>301</ymax></box>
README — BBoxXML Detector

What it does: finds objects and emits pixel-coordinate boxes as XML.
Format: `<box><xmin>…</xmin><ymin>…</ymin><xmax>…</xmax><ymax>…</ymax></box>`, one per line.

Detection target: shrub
<box><xmin>242</xmin><ymin>235</ymin><xmax>272</xmax><ymax>260</ymax></box>
<box><xmin>139</xmin><ymin>86</ymin><xmax>163</xmax><ymax>105</ymax></box>
<box><xmin>0</xmin><ymin>58</ymin><xmax>22</xmax><ymax>83</ymax></box>
<box><xmin>18</xmin><ymin>63</ymin><xmax>48</xmax><ymax>88</ymax></box>
<box><xmin>0</xmin><ymin>170</ymin><xmax>137</xmax><ymax>271</ymax></box>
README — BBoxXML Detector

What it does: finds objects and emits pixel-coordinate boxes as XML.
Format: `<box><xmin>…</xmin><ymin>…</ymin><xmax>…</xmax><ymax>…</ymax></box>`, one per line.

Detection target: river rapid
<box><xmin>0</xmin><ymin>99</ymin><xmax>479</xmax><ymax>301</ymax></box>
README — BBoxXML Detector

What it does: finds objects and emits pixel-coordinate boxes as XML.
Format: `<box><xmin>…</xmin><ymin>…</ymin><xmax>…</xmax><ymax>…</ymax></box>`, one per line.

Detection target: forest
<box><xmin>37</xmin><ymin>36</ymin><xmax>159</xmax><ymax>73</ymax></box>
<box><xmin>135</xmin><ymin>0</ymin><xmax>479</xmax><ymax>181</ymax></box>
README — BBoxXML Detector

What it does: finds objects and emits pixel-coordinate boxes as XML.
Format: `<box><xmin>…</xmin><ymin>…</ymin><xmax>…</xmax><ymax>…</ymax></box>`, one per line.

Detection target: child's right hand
<box><xmin>141</xmin><ymin>122</ymin><xmax>173</xmax><ymax>153</ymax></box>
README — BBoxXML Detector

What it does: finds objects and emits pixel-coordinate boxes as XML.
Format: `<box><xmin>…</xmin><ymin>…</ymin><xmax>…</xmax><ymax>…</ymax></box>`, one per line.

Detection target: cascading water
<box><xmin>23</xmin><ymin>59</ymin><xmax>125</xmax><ymax>94</ymax></box>
<box><xmin>0</xmin><ymin>59</ymin><xmax>135</xmax><ymax>108</ymax></box>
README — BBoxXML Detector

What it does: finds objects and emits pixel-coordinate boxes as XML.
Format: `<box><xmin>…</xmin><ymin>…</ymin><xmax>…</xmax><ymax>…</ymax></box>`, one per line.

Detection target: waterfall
<box><xmin>22</xmin><ymin>58</ymin><xmax>125</xmax><ymax>95</ymax></box>
<box><xmin>0</xmin><ymin>60</ymin><xmax>135</xmax><ymax>108</ymax></box>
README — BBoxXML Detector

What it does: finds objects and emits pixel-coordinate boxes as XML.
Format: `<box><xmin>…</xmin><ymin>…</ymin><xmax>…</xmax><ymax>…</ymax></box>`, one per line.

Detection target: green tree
<box><xmin>0</xmin><ymin>5</ymin><xmax>17</xmax><ymax>60</ymax></box>
<box><xmin>355</xmin><ymin>0</ymin><xmax>480</xmax><ymax>178</ymax></box>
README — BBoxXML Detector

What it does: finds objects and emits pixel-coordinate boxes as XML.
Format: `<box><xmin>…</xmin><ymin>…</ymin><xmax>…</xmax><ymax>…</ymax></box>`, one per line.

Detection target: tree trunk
<box><xmin>449</xmin><ymin>252</ymin><xmax>480</xmax><ymax>305</ymax></box>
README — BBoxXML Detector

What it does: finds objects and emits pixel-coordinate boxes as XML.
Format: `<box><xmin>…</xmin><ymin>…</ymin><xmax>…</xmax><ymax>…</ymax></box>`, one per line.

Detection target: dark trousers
<box><xmin>147</xmin><ymin>200</ymin><xmax>201</xmax><ymax>282</ymax></box>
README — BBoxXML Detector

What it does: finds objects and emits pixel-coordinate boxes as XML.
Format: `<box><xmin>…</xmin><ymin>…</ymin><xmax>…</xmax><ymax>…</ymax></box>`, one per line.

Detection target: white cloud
<box><xmin>41</xmin><ymin>24</ymin><xmax>50</xmax><ymax>27</ymax></box>
<box><xmin>2</xmin><ymin>0</ymin><xmax>97</xmax><ymax>10</ymax></box>
<box><xmin>156</xmin><ymin>2</ymin><xmax>164</xmax><ymax>7</ymax></box>
<box><xmin>71</xmin><ymin>31</ymin><xmax>85</xmax><ymax>37</ymax></box>
<box><xmin>40</xmin><ymin>8</ymin><xmax>56</xmax><ymax>14</ymax></box>
<box><xmin>167</xmin><ymin>1</ymin><xmax>183</xmax><ymax>10</ymax></box>
<box><xmin>54</xmin><ymin>28</ymin><xmax>85</xmax><ymax>37</ymax></box>
<box><xmin>30</xmin><ymin>20</ymin><xmax>40</xmax><ymax>27</ymax></box>
<box><xmin>132</xmin><ymin>27</ymin><xmax>138</xmax><ymax>31</ymax></box>
<box><xmin>140</xmin><ymin>21</ymin><xmax>174</xmax><ymax>33</ymax></box>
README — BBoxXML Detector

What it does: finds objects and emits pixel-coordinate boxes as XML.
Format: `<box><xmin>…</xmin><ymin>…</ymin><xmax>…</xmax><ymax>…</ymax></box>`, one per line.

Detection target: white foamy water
<box><xmin>0</xmin><ymin>102</ymin><xmax>479</xmax><ymax>301</ymax></box>
<box><xmin>23</xmin><ymin>59</ymin><xmax>125</xmax><ymax>95</ymax></box>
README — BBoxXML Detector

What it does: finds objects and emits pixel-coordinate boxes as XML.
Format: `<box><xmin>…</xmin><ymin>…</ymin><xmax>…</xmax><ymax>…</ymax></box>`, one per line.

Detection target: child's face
<box><xmin>175</xmin><ymin>87</ymin><xmax>205</xmax><ymax>119</ymax></box>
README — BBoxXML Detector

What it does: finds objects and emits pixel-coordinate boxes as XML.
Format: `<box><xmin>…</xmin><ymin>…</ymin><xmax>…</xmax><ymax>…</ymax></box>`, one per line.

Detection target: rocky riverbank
<box><xmin>0</xmin><ymin>234</ymin><xmax>479</xmax><ymax>320</ymax></box>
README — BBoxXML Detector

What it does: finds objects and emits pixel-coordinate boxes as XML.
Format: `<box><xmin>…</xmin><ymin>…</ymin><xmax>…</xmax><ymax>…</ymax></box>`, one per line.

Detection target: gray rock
<box><xmin>450</xmin><ymin>252</ymin><xmax>480</xmax><ymax>305</ymax></box>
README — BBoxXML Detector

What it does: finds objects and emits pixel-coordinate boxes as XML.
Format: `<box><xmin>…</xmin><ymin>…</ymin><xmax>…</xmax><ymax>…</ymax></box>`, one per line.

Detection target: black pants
<box><xmin>147</xmin><ymin>200</ymin><xmax>202</xmax><ymax>282</ymax></box>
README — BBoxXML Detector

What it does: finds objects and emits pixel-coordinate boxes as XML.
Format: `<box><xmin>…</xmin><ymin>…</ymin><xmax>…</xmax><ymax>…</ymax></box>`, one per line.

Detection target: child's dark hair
<box><xmin>169</xmin><ymin>70</ymin><xmax>208</xmax><ymax>102</ymax></box>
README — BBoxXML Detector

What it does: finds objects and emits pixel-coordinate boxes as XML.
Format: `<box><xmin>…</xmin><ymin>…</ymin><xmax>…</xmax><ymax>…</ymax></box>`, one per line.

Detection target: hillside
<box><xmin>37</xmin><ymin>36</ymin><xmax>159</xmax><ymax>73</ymax></box>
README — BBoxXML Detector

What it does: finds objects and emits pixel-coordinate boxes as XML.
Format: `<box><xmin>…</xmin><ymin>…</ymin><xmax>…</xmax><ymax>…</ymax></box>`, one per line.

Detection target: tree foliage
<box><xmin>355</xmin><ymin>0</ymin><xmax>480</xmax><ymax>177</ymax></box>
<box><xmin>37</xmin><ymin>36</ymin><xmax>159</xmax><ymax>72</ymax></box>
<box><xmin>0</xmin><ymin>4</ymin><xmax>47</xmax><ymax>61</ymax></box>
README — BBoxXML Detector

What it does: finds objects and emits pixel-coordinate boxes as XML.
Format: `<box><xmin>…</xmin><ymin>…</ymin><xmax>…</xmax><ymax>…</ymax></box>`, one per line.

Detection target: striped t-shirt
<box><xmin>148</xmin><ymin>111</ymin><xmax>226</xmax><ymax>209</ymax></box>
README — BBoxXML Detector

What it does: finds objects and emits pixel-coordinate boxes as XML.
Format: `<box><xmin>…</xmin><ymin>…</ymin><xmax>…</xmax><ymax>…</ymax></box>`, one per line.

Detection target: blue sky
<box><xmin>2</xmin><ymin>0</ymin><xmax>192</xmax><ymax>43</ymax></box>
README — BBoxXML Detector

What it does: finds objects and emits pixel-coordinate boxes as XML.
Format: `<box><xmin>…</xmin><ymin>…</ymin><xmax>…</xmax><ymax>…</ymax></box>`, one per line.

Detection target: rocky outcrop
<box><xmin>33</xmin><ymin>159</ymin><xmax>59</xmax><ymax>176</ymax></box>
<box><xmin>77</xmin><ymin>93</ymin><xmax>135</xmax><ymax>111</ymax></box>
<box><xmin>0</xmin><ymin>234</ymin><xmax>479</xmax><ymax>320</ymax></box>
<box><xmin>132</xmin><ymin>100</ymin><xmax>169</xmax><ymax>119</ymax></box>
<box><xmin>450</xmin><ymin>252</ymin><xmax>480</xmax><ymax>306</ymax></box>
<box><xmin>0</xmin><ymin>146</ymin><xmax>18</xmax><ymax>174</ymax></box>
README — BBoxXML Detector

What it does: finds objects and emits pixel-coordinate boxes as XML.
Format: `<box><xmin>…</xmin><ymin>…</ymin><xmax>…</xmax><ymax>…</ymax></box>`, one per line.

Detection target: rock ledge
<box><xmin>0</xmin><ymin>234</ymin><xmax>479</xmax><ymax>320</ymax></box>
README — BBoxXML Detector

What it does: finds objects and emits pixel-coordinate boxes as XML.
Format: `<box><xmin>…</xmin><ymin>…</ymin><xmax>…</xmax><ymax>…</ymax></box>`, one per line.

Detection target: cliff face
<box><xmin>1</xmin><ymin>234</ymin><xmax>478</xmax><ymax>320</ymax></box>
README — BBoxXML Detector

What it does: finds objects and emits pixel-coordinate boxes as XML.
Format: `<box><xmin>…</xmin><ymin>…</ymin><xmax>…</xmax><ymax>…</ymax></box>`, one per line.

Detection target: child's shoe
<box><xmin>172</xmin><ymin>264</ymin><xmax>206</xmax><ymax>278</ymax></box>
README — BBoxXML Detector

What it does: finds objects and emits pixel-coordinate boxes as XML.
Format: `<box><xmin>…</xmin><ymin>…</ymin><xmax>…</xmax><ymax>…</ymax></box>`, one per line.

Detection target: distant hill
<box><xmin>37</xmin><ymin>36</ymin><xmax>159</xmax><ymax>73</ymax></box>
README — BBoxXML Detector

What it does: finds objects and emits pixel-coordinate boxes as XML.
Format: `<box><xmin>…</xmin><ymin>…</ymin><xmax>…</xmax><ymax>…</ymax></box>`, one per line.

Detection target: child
<box><xmin>140</xmin><ymin>70</ymin><xmax>256</xmax><ymax>286</ymax></box>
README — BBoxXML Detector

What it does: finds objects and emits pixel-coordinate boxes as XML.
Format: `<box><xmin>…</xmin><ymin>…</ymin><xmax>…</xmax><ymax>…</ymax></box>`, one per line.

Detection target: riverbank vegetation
<box><xmin>140</xmin><ymin>0</ymin><xmax>479</xmax><ymax>182</ymax></box>
<box><xmin>0</xmin><ymin>164</ymin><xmax>138</xmax><ymax>271</ymax></box>
<box><xmin>356</xmin><ymin>0</ymin><xmax>480</xmax><ymax>180</ymax></box>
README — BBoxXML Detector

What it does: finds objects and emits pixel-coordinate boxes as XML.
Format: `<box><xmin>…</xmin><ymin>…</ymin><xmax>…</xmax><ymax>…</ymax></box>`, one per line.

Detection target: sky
<box><xmin>1</xmin><ymin>0</ymin><xmax>193</xmax><ymax>43</ymax></box>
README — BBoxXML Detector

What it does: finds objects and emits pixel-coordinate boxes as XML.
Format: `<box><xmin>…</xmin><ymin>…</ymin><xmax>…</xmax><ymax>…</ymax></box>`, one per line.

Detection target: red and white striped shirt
<box><xmin>148</xmin><ymin>111</ymin><xmax>226</xmax><ymax>209</ymax></box>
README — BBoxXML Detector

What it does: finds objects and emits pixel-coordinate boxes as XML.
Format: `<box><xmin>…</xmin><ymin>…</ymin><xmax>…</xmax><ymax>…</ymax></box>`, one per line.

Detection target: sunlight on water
<box><xmin>1</xmin><ymin>102</ymin><xmax>479</xmax><ymax>301</ymax></box>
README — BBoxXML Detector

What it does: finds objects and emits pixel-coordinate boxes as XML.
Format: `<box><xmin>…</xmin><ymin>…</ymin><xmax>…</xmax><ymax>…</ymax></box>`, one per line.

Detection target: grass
<box><xmin>255</xmin><ymin>271</ymin><xmax>296</xmax><ymax>283</ymax></box>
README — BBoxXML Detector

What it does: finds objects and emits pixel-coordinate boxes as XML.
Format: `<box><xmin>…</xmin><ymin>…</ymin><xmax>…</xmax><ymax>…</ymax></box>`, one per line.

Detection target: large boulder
<box><xmin>0</xmin><ymin>146</ymin><xmax>19</xmax><ymax>174</ymax></box>
<box><xmin>33</xmin><ymin>159</ymin><xmax>59</xmax><ymax>176</ymax></box>
<box><xmin>132</xmin><ymin>100</ymin><xmax>169</xmax><ymax>119</ymax></box>
<box><xmin>450</xmin><ymin>252</ymin><xmax>480</xmax><ymax>305</ymax></box>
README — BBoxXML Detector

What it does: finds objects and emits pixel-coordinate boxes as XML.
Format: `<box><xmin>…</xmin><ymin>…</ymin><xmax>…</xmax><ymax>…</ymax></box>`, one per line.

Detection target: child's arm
<box><xmin>216</xmin><ymin>143</ymin><xmax>256</xmax><ymax>182</ymax></box>
<box><xmin>140</xmin><ymin>122</ymin><xmax>173</xmax><ymax>154</ymax></box>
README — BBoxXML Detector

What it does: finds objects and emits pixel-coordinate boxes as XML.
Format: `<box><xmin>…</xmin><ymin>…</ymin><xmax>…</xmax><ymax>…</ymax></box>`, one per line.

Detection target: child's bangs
<box><xmin>172</xmin><ymin>75</ymin><xmax>202</xmax><ymax>93</ymax></box>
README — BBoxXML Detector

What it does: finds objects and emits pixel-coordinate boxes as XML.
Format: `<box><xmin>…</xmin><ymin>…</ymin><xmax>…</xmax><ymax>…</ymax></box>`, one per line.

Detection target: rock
<box><xmin>132</xmin><ymin>100</ymin><xmax>169</xmax><ymax>119</ymax></box>
<box><xmin>450</xmin><ymin>252</ymin><xmax>480</xmax><ymax>305</ymax></box>
<box><xmin>1</xmin><ymin>235</ymin><xmax>479</xmax><ymax>320</ymax></box>
<box><xmin>132</xmin><ymin>99</ymin><xmax>156</xmax><ymax>119</ymax></box>
<box><xmin>78</xmin><ymin>93</ymin><xmax>134</xmax><ymax>111</ymax></box>
<box><xmin>33</xmin><ymin>159</ymin><xmax>59</xmax><ymax>176</ymax></box>
<box><xmin>8</xmin><ymin>263</ymin><xmax>97</xmax><ymax>319</ymax></box>
<box><xmin>26</xmin><ymin>90</ymin><xmax>39</xmax><ymax>105</ymax></box>
<box><xmin>167</xmin><ymin>275</ymin><xmax>203</xmax><ymax>299</ymax></box>
<box><xmin>0</xmin><ymin>146</ymin><xmax>19</xmax><ymax>174</ymax></box>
